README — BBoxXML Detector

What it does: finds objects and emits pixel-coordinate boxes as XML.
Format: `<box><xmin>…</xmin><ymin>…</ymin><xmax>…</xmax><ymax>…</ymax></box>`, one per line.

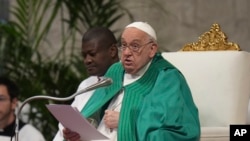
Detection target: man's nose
<box><xmin>122</xmin><ymin>47</ymin><xmax>132</xmax><ymax>55</ymax></box>
<box><xmin>84</xmin><ymin>56</ymin><xmax>92</xmax><ymax>64</ymax></box>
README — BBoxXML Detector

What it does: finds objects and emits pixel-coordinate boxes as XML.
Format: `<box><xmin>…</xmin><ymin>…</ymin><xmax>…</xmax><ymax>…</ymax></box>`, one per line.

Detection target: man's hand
<box><xmin>103</xmin><ymin>110</ymin><xmax>120</xmax><ymax>129</ymax></box>
<box><xmin>63</xmin><ymin>128</ymin><xmax>81</xmax><ymax>141</ymax></box>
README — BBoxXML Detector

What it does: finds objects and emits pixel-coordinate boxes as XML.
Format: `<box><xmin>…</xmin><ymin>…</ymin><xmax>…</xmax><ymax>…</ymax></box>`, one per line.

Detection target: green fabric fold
<box><xmin>81</xmin><ymin>53</ymin><xmax>200</xmax><ymax>141</ymax></box>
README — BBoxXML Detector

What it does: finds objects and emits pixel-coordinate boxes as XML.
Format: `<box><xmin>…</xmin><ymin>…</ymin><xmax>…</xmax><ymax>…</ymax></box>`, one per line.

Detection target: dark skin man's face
<box><xmin>81</xmin><ymin>39</ymin><xmax>115</xmax><ymax>76</ymax></box>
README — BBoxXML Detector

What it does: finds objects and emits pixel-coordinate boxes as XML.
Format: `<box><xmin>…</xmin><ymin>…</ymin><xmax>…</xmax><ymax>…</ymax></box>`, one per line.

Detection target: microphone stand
<box><xmin>14</xmin><ymin>77</ymin><xmax>112</xmax><ymax>141</ymax></box>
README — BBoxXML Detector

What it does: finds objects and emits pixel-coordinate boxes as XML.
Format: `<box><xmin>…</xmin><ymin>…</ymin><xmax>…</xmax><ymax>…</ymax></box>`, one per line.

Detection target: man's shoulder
<box><xmin>0</xmin><ymin>136</ymin><xmax>11</xmax><ymax>141</ymax></box>
<box><xmin>153</xmin><ymin>53</ymin><xmax>182</xmax><ymax>73</ymax></box>
<box><xmin>105</xmin><ymin>62</ymin><xmax>123</xmax><ymax>76</ymax></box>
<box><xmin>77</xmin><ymin>76</ymin><xmax>98</xmax><ymax>88</ymax></box>
<box><xmin>19</xmin><ymin>124</ymin><xmax>45</xmax><ymax>141</ymax></box>
<box><xmin>107</xmin><ymin>62</ymin><xmax>123</xmax><ymax>72</ymax></box>
<box><xmin>20</xmin><ymin>124</ymin><xmax>41</xmax><ymax>133</ymax></box>
<box><xmin>109</xmin><ymin>61</ymin><xmax>122</xmax><ymax>69</ymax></box>
<box><xmin>79</xmin><ymin>76</ymin><xmax>97</xmax><ymax>83</ymax></box>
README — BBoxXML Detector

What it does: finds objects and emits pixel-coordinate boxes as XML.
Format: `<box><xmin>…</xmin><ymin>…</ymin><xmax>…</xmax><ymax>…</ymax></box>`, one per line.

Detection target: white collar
<box><xmin>123</xmin><ymin>60</ymin><xmax>152</xmax><ymax>86</ymax></box>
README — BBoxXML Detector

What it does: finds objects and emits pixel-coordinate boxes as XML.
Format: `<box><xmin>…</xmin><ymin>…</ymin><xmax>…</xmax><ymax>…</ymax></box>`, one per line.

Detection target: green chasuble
<box><xmin>81</xmin><ymin>53</ymin><xmax>200</xmax><ymax>141</ymax></box>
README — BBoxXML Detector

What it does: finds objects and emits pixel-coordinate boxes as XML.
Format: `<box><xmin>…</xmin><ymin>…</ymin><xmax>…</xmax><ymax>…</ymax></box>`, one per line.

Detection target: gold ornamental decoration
<box><xmin>181</xmin><ymin>23</ymin><xmax>240</xmax><ymax>51</ymax></box>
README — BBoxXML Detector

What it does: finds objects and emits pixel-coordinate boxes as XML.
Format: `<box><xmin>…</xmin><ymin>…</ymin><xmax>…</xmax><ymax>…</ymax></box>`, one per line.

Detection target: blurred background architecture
<box><xmin>119</xmin><ymin>0</ymin><xmax>250</xmax><ymax>52</ymax></box>
<box><xmin>1</xmin><ymin>0</ymin><xmax>249</xmax><ymax>140</ymax></box>
<box><xmin>2</xmin><ymin>0</ymin><xmax>250</xmax><ymax>53</ymax></box>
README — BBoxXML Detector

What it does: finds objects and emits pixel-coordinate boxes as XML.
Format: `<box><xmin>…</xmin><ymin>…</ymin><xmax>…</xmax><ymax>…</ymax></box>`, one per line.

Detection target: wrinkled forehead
<box><xmin>0</xmin><ymin>85</ymin><xmax>9</xmax><ymax>96</ymax></box>
<box><xmin>121</xmin><ymin>28</ymin><xmax>149</xmax><ymax>43</ymax></box>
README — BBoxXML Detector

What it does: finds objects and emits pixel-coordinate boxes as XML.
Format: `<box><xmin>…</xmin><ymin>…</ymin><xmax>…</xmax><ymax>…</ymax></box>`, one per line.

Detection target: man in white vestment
<box><xmin>53</xmin><ymin>27</ymin><xmax>119</xmax><ymax>141</ymax></box>
<box><xmin>0</xmin><ymin>76</ymin><xmax>45</xmax><ymax>141</ymax></box>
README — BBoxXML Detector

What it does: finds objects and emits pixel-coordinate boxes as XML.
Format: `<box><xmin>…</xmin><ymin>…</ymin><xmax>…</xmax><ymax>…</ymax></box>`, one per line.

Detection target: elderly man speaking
<box><xmin>63</xmin><ymin>22</ymin><xmax>200</xmax><ymax>141</ymax></box>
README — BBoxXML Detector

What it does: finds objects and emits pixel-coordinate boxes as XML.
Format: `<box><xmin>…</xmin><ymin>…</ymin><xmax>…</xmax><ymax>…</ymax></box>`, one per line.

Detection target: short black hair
<box><xmin>0</xmin><ymin>76</ymin><xmax>19</xmax><ymax>100</ymax></box>
<box><xmin>82</xmin><ymin>27</ymin><xmax>117</xmax><ymax>48</ymax></box>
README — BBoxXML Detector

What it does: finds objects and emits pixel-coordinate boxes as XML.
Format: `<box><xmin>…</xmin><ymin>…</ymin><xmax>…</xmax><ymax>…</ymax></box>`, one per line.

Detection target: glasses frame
<box><xmin>119</xmin><ymin>41</ymin><xmax>153</xmax><ymax>53</ymax></box>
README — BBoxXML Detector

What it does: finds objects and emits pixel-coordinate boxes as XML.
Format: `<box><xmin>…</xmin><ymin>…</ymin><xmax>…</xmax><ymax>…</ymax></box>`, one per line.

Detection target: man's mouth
<box><xmin>124</xmin><ymin>59</ymin><xmax>132</xmax><ymax>65</ymax></box>
<box><xmin>86</xmin><ymin>66</ymin><xmax>95</xmax><ymax>70</ymax></box>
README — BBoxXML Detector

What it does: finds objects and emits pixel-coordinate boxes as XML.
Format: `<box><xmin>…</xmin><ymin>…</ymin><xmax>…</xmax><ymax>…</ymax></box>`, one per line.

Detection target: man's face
<box><xmin>81</xmin><ymin>39</ymin><xmax>115</xmax><ymax>76</ymax></box>
<box><xmin>120</xmin><ymin>28</ymin><xmax>157</xmax><ymax>75</ymax></box>
<box><xmin>0</xmin><ymin>85</ymin><xmax>16</xmax><ymax>124</ymax></box>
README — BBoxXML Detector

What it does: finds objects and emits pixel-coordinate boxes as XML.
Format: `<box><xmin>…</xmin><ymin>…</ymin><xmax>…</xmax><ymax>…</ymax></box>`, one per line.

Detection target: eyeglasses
<box><xmin>119</xmin><ymin>41</ymin><xmax>153</xmax><ymax>52</ymax></box>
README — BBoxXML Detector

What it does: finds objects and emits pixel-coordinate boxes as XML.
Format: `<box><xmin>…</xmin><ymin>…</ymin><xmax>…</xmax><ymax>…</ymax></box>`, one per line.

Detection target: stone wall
<box><xmin>115</xmin><ymin>0</ymin><xmax>250</xmax><ymax>52</ymax></box>
<box><xmin>7</xmin><ymin>0</ymin><xmax>250</xmax><ymax>54</ymax></box>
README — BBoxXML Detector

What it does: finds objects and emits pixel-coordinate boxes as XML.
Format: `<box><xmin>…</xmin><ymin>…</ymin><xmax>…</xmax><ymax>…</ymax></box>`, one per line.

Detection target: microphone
<box><xmin>14</xmin><ymin>77</ymin><xmax>112</xmax><ymax>141</ymax></box>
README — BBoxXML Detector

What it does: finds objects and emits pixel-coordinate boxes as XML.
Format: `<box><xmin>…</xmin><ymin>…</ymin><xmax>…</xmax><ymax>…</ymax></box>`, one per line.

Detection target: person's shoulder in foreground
<box><xmin>18</xmin><ymin>123</ymin><xmax>46</xmax><ymax>141</ymax></box>
<box><xmin>0</xmin><ymin>76</ymin><xmax>45</xmax><ymax>141</ymax></box>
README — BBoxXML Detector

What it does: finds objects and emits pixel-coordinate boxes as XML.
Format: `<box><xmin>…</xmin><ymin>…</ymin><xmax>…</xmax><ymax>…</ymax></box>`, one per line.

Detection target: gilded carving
<box><xmin>181</xmin><ymin>23</ymin><xmax>240</xmax><ymax>51</ymax></box>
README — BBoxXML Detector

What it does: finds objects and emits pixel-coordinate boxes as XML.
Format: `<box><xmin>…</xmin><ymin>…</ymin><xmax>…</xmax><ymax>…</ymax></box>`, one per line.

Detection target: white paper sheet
<box><xmin>46</xmin><ymin>104</ymin><xmax>108</xmax><ymax>141</ymax></box>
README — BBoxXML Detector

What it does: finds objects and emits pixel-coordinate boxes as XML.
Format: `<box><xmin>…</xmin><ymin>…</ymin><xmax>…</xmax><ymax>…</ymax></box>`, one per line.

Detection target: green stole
<box><xmin>81</xmin><ymin>53</ymin><xmax>176</xmax><ymax>141</ymax></box>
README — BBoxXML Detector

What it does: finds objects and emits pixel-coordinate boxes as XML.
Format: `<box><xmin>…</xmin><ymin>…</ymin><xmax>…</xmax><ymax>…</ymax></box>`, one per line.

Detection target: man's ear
<box><xmin>149</xmin><ymin>43</ymin><xmax>158</xmax><ymax>58</ymax></box>
<box><xmin>109</xmin><ymin>44</ymin><xmax>118</xmax><ymax>57</ymax></box>
<box><xmin>11</xmin><ymin>97</ymin><xmax>18</xmax><ymax>110</ymax></box>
